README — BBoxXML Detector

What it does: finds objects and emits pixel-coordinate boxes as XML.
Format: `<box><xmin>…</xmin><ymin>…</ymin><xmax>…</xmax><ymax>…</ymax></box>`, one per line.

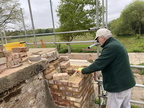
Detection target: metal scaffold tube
<box><xmin>49</xmin><ymin>0</ymin><xmax>57</xmax><ymax>49</ymax></box>
<box><xmin>20</xmin><ymin>8</ymin><xmax>28</xmax><ymax>44</ymax></box>
<box><xmin>27</xmin><ymin>0</ymin><xmax>37</xmax><ymax>47</ymax></box>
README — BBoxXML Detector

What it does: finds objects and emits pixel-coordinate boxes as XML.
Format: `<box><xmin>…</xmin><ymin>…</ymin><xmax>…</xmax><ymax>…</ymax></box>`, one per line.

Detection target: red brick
<box><xmin>12</xmin><ymin>53</ymin><xmax>20</xmax><ymax>59</ymax></box>
<box><xmin>44</xmin><ymin>65</ymin><xmax>55</xmax><ymax>75</ymax></box>
<box><xmin>0</xmin><ymin>57</ymin><xmax>7</xmax><ymax>65</ymax></box>
<box><xmin>55</xmin><ymin>100</ymin><xmax>71</xmax><ymax>107</ymax></box>
<box><xmin>12</xmin><ymin>47</ymin><xmax>29</xmax><ymax>53</ymax></box>
<box><xmin>19</xmin><ymin>52</ymin><xmax>27</xmax><ymax>57</ymax></box>
<box><xmin>67</xmin><ymin>67</ymin><xmax>76</xmax><ymax>74</ymax></box>
<box><xmin>50</xmin><ymin>85</ymin><xmax>59</xmax><ymax>90</ymax></box>
<box><xmin>48</xmin><ymin>80</ymin><xmax>54</xmax><ymax>85</ymax></box>
<box><xmin>66</xmin><ymin>96</ymin><xmax>83</xmax><ymax>103</ymax></box>
<box><xmin>60</xmin><ymin>61</ymin><xmax>70</xmax><ymax>69</ymax></box>
<box><xmin>0</xmin><ymin>64</ymin><xmax>7</xmax><ymax>73</ymax></box>
<box><xmin>0</xmin><ymin>52</ymin><xmax>5</xmax><ymax>58</ymax></box>
<box><xmin>7</xmin><ymin>60</ymin><xmax>15</xmax><ymax>68</ymax></box>
<box><xmin>59</xmin><ymin>86</ymin><xmax>66</xmax><ymax>90</ymax></box>
<box><xmin>52</xmin><ymin>91</ymin><xmax>63</xmax><ymax>96</ymax></box>
<box><xmin>64</xmin><ymin>91</ymin><xmax>73</xmax><ymax>96</ymax></box>
<box><xmin>6</xmin><ymin>55</ymin><xmax>13</xmax><ymax>62</ymax></box>
<box><xmin>53</xmin><ymin>73</ymin><xmax>69</xmax><ymax>80</ymax></box>
<box><xmin>54</xmin><ymin>80</ymin><xmax>68</xmax><ymax>86</ymax></box>
<box><xmin>45</xmin><ymin>71</ymin><xmax>57</xmax><ymax>80</ymax></box>
<box><xmin>13</xmin><ymin>58</ymin><xmax>22</xmax><ymax>65</ymax></box>
<box><xmin>3</xmin><ymin>50</ymin><xmax>12</xmax><ymax>57</ymax></box>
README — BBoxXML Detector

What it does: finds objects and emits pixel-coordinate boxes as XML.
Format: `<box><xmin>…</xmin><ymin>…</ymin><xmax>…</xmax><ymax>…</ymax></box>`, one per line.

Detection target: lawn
<box><xmin>1</xmin><ymin>33</ymin><xmax>144</xmax><ymax>53</ymax></box>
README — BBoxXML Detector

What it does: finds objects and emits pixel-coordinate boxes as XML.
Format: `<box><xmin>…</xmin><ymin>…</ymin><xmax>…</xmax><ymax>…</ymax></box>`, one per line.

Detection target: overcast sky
<box><xmin>19</xmin><ymin>0</ymin><xmax>133</xmax><ymax>29</ymax></box>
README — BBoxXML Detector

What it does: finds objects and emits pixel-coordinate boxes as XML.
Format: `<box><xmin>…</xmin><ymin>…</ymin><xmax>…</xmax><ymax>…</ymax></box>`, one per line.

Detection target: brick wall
<box><xmin>0</xmin><ymin>49</ymin><xmax>96</xmax><ymax>108</ymax></box>
<box><xmin>44</xmin><ymin>56</ymin><xmax>96</xmax><ymax>108</ymax></box>
<box><xmin>0</xmin><ymin>47</ymin><xmax>28</xmax><ymax>73</ymax></box>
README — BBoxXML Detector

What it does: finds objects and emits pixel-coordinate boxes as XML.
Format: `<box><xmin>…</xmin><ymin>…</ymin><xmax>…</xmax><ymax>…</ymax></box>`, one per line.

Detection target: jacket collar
<box><xmin>101</xmin><ymin>37</ymin><xmax>113</xmax><ymax>48</ymax></box>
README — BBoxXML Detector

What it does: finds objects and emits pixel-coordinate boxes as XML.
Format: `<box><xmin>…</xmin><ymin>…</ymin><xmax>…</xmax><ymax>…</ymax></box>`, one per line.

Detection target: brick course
<box><xmin>47</xmin><ymin>71</ymin><xmax>94</xmax><ymax>108</ymax></box>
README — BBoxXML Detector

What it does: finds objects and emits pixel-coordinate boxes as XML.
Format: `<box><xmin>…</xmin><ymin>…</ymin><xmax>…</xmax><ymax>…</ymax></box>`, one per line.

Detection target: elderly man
<box><xmin>79</xmin><ymin>28</ymin><xmax>136</xmax><ymax>108</ymax></box>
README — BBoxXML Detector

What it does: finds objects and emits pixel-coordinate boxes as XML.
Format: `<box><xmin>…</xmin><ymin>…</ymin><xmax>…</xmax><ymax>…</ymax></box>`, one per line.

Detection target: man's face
<box><xmin>97</xmin><ymin>36</ymin><xmax>106</xmax><ymax>46</ymax></box>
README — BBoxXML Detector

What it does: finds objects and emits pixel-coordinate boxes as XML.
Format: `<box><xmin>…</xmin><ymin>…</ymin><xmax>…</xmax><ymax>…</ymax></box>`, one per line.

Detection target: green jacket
<box><xmin>82</xmin><ymin>37</ymin><xmax>136</xmax><ymax>92</ymax></box>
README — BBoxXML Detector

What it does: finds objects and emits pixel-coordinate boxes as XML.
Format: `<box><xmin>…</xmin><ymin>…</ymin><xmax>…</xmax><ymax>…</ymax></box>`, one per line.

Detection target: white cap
<box><xmin>95</xmin><ymin>28</ymin><xmax>112</xmax><ymax>40</ymax></box>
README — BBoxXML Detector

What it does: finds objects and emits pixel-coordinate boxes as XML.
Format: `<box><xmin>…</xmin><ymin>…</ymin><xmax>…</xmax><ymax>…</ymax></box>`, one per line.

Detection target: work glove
<box><xmin>77</xmin><ymin>67</ymin><xmax>83</xmax><ymax>73</ymax></box>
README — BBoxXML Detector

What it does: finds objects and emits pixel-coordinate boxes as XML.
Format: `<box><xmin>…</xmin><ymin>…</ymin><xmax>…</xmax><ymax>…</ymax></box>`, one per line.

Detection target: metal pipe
<box><xmin>0</xmin><ymin>28</ymin><xmax>4</xmax><ymax>45</ymax></box>
<box><xmin>20</xmin><ymin>8</ymin><xmax>28</xmax><ymax>44</ymax></box>
<box><xmin>102</xmin><ymin>0</ymin><xmax>105</xmax><ymax>27</ymax></box>
<box><xmin>3</xmin><ymin>27</ymin><xmax>7</xmax><ymax>44</ymax></box>
<box><xmin>130</xmin><ymin>100</ymin><xmax>144</xmax><ymax>105</ymax></box>
<box><xmin>27</xmin><ymin>0</ymin><xmax>37</xmax><ymax>47</ymax></box>
<box><xmin>96</xmin><ymin>0</ymin><xmax>99</xmax><ymax>27</ymax></box>
<box><xmin>0</xmin><ymin>29</ymin><xmax>96</xmax><ymax>39</ymax></box>
<box><xmin>131</xmin><ymin>65</ymin><xmax>144</xmax><ymax>69</ymax></box>
<box><xmin>88</xmin><ymin>43</ymin><xmax>99</xmax><ymax>49</ymax></box>
<box><xmin>49</xmin><ymin>0</ymin><xmax>57</xmax><ymax>49</ymax></box>
<box><xmin>135</xmin><ymin>84</ymin><xmax>144</xmax><ymax>88</ymax></box>
<box><xmin>105</xmin><ymin>0</ymin><xmax>108</xmax><ymax>28</ymax></box>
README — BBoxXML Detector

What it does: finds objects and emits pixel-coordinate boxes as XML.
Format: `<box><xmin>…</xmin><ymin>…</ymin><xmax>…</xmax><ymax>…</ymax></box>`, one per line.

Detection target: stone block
<box><xmin>44</xmin><ymin>65</ymin><xmax>55</xmax><ymax>75</ymax></box>
<box><xmin>60</xmin><ymin>61</ymin><xmax>70</xmax><ymax>69</ymax></box>
<box><xmin>45</xmin><ymin>71</ymin><xmax>57</xmax><ymax>80</ymax></box>
<box><xmin>0</xmin><ymin>64</ymin><xmax>7</xmax><ymax>73</ymax></box>
<box><xmin>59</xmin><ymin>56</ymin><xmax>69</xmax><ymax>62</ymax></box>
<box><xmin>53</xmin><ymin>73</ymin><xmax>69</xmax><ymax>80</ymax></box>
<box><xmin>0</xmin><ymin>57</ymin><xmax>7</xmax><ymax>65</ymax></box>
<box><xmin>28</xmin><ymin>55</ymin><xmax>41</xmax><ymax>61</ymax></box>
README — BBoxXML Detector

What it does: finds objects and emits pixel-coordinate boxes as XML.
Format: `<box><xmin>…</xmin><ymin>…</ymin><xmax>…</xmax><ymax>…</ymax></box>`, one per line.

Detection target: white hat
<box><xmin>95</xmin><ymin>28</ymin><xmax>112</xmax><ymax>40</ymax></box>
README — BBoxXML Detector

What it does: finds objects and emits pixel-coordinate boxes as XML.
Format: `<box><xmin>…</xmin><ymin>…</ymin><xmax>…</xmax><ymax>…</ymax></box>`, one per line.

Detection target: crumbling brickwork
<box><xmin>0</xmin><ymin>49</ymin><xmax>96</xmax><ymax>108</ymax></box>
<box><xmin>0</xmin><ymin>47</ymin><xmax>29</xmax><ymax>73</ymax></box>
<box><xmin>44</xmin><ymin>56</ymin><xmax>96</xmax><ymax>108</ymax></box>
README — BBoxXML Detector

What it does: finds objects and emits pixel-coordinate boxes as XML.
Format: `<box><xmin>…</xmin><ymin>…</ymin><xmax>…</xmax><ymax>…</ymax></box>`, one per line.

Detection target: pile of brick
<box><xmin>28</xmin><ymin>50</ymin><xmax>59</xmax><ymax>63</ymax></box>
<box><xmin>0</xmin><ymin>48</ymin><xmax>6</xmax><ymax>73</ymax></box>
<box><xmin>44</xmin><ymin>56</ymin><xmax>95</xmax><ymax>108</ymax></box>
<box><xmin>0</xmin><ymin>47</ymin><xmax>28</xmax><ymax>73</ymax></box>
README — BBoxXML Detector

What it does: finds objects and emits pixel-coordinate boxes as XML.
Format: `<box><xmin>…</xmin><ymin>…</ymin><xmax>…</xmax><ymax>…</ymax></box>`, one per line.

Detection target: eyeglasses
<box><xmin>97</xmin><ymin>37</ymin><xmax>100</xmax><ymax>42</ymax></box>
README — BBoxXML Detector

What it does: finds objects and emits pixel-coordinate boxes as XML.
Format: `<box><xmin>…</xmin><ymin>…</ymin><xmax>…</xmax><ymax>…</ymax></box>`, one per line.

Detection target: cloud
<box><xmin>19</xmin><ymin>0</ymin><xmax>132</xmax><ymax>29</ymax></box>
<box><xmin>108</xmin><ymin>0</ymin><xmax>132</xmax><ymax>21</ymax></box>
<box><xmin>19</xmin><ymin>0</ymin><xmax>60</xmax><ymax>29</ymax></box>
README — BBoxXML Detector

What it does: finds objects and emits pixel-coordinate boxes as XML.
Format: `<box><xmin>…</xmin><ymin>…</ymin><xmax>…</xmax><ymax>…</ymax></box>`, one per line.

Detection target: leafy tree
<box><xmin>0</xmin><ymin>0</ymin><xmax>22</xmax><ymax>29</ymax></box>
<box><xmin>57</xmin><ymin>0</ymin><xmax>102</xmax><ymax>53</ymax></box>
<box><xmin>109</xmin><ymin>0</ymin><xmax>144</xmax><ymax>36</ymax></box>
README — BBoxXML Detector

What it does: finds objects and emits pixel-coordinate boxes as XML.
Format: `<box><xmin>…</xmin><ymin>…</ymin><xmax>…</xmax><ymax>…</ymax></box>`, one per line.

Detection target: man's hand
<box><xmin>77</xmin><ymin>68</ymin><xmax>83</xmax><ymax>73</ymax></box>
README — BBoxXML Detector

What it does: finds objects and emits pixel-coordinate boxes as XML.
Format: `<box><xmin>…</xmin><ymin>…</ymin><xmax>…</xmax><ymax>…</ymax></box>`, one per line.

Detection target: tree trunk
<box><xmin>66</xmin><ymin>43</ymin><xmax>71</xmax><ymax>53</ymax></box>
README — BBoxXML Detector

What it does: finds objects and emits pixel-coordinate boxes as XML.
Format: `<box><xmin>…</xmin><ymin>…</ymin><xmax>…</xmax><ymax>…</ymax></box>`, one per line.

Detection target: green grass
<box><xmin>1</xmin><ymin>34</ymin><xmax>144</xmax><ymax>53</ymax></box>
<box><xmin>115</xmin><ymin>35</ymin><xmax>144</xmax><ymax>52</ymax></box>
<box><xmin>131</xmin><ymin>105</ymin><xmax>141</xmax><ymax>108</ymax></box>
<box><xmin>137</xmin><ymin>63</ymin><xmax>144</xmax><ymax>75</ymax></box>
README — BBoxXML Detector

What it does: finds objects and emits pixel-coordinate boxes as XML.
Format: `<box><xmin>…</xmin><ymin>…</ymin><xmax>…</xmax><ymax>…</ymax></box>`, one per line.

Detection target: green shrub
<box><xmin>131</xmin><ymin>105</ymin><xmax>141</xmax><ymax>108</ymax></box>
